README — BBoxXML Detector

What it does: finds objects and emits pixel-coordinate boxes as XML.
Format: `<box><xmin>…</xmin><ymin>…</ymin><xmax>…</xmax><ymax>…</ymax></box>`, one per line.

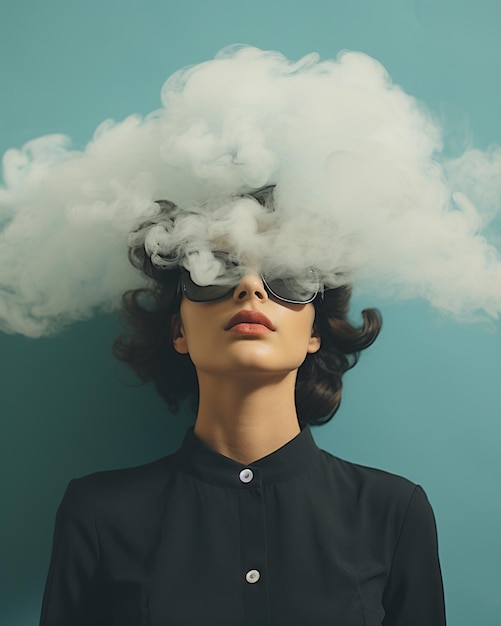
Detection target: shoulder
<box><xmin>318</xmin><ymin>447</ymin><xmax>417</xmax><ymax>493</ymax></box>
<box><xmin>316</xmin><ymin>448</ymin><xmax>433</xmax><ymax>527</ymax></box>
<box><xmin>60</xmin><ymin>452</ymin><xmax>179</xmax><ymax>517</ymax></box>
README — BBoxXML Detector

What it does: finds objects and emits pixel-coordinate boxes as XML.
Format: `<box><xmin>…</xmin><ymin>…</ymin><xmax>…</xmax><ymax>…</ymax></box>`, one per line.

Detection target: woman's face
<box><xmin>172</xmin><ymin>272</ymin><xmax>321</xmax><ymax>380</ymax></box>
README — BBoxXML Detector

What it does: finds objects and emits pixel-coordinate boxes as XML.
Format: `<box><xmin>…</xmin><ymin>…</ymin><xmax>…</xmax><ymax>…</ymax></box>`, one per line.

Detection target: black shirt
<box><xmin>40</xmin><ymin>425</ymin><xmax>446</xmax><ymax>625</ymax></box>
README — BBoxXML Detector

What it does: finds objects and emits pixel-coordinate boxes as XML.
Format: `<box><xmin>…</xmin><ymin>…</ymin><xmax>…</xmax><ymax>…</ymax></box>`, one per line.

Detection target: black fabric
<box><xmin>40</xmin><ymin>425</ymin><xmax>446</xmax><ymax>626</ymax></box>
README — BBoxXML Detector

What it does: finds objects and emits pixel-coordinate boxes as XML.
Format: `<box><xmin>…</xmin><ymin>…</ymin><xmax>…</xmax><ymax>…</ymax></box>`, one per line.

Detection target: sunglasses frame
<box><xmin>178</xmin><ymin>266</ymin><xmax>321</xmax><ymax>304</ymax></box>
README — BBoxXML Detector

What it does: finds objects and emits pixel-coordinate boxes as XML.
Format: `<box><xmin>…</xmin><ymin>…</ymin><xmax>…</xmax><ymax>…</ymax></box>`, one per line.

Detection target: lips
<box><xmin>225</xmin><ymin>310</ymin><xmax>275</xmax><ymax>331</ymax></box>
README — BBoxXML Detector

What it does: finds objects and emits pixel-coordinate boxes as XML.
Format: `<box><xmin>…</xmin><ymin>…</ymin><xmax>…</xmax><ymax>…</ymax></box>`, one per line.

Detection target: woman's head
<box><xmin>113</xmin><ymin>189</ymin><xmax>382</xmax><ymax>425</ymax></box>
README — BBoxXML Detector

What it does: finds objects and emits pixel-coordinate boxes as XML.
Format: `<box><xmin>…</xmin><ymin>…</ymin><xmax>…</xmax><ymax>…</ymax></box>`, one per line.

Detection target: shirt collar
<box><xmin>175</xmin><ymin>424</ymin><xmax>320</xmax><ymax>488</ymax></box>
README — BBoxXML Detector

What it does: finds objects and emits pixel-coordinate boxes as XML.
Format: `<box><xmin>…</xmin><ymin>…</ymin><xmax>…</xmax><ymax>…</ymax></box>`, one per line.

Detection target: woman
<box><xmin>39</xmin><ymin>186</ymin><xmax>446</xmax><ymax>625</ymax></box>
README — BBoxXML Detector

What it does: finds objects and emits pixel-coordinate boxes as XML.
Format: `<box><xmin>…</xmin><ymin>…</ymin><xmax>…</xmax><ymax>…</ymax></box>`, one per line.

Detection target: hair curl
<box><xmin>113</xmin><ymin>195</ymin><xmax>382</xmax><ymax>426</ymax></box>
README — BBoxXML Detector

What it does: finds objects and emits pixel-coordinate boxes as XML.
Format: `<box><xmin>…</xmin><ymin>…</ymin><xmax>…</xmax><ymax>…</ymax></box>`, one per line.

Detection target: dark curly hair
<box><xmin>113</xmin><ymin>194</ymin><xmax>382</xmax><ymax>426</ymax></box>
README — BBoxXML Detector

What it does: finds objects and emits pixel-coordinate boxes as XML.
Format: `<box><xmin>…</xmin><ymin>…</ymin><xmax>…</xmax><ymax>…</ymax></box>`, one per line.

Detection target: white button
<box><xmin>239</xmin><ymin>468</ymin><xmax>254</xmax><ymax>483</ymax></box>
<box><xmin>245</xmin><ymin>569</ymin><xmax>260</xmax><ymax>583</ymax></box>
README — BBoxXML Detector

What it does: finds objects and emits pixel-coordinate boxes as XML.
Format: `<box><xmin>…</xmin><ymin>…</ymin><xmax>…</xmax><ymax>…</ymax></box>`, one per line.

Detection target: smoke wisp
<box><xmin>1</xmin><ymin>45</ymin><xmax>500</xmax><ymax>337</ymax></box>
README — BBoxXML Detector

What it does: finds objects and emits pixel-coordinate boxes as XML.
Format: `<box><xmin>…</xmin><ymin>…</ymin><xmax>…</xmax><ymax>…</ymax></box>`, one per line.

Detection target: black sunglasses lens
<box><xmin>181</xmin><ymin>269</ymin><xmax>234</xmax><ymax>302</ymax></box>
<box><xmin>264</xmin><ymin>274</ymin><xmax>319</xmax><ymax>303</ymax></box>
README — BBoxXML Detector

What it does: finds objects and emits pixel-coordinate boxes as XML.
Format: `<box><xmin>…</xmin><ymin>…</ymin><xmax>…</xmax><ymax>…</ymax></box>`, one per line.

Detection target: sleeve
<box><xmin>382</xmin><ymin>485</ymin><xmax>446</xmax><ymax>626</ymax></box>
<box><xmin>39</xmin><ymin>479</ymin><xmax>110</xmax><ymax>626</ymax></box>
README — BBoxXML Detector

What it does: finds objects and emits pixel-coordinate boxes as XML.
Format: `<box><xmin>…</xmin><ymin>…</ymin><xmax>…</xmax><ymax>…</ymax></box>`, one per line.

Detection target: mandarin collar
<box><xmin>175</xmin><ymin>424</ymin><xmax>320</xmax><ymax>488</ymax></box>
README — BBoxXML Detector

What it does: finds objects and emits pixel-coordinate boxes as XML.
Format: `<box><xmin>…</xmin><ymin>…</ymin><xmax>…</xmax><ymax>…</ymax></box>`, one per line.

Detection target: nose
<box><xmin>233</xmin><ymin>273</ymin><xmax>268</xmax><ymax>302</ymax></box>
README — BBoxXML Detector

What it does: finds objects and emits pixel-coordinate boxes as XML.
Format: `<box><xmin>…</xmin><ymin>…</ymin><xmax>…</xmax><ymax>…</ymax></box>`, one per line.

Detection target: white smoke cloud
<box><xmin>0</xmin><ymin>45</ymin><xmax>500</xmax><ymax>337</ymax></box>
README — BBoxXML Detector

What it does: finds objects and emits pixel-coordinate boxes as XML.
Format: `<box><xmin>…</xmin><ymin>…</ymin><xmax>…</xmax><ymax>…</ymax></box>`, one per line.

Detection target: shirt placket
<box><xmin>237</xmin><ymin>466</ymin><xmax>270</xmax><ymax>626</ymax></box>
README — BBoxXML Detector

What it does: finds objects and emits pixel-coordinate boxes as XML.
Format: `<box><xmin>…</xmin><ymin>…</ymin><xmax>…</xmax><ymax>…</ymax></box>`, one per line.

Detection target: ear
<box><xmin>307</xmin><ymin>325</ymin><xmax>321</xmax><ymax>354</ymax></box>
<box><xmin>171</xmin><ymin>314</ymin><xmax>189</xmax><ymax>354</ymax></box>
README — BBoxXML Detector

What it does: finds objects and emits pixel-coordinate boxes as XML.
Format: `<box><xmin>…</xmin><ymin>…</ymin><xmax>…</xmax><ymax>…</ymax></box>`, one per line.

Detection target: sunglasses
<box><xmin>179</xmin><ymin>255</ymin><xmax>321</xmax><ymax>304</ymax></box>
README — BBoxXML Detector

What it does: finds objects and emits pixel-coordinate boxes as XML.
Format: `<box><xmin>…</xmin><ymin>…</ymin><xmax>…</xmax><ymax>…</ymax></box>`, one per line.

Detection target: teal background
<box><xmin>0</xmin><ymin>1</ymin><xmax>500</xmax><ymax>624</ymax></box>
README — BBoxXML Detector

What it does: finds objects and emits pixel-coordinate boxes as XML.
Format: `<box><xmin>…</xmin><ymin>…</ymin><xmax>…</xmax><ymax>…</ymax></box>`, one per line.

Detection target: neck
<box><xmin>193</xmin><ymin>371</ymin><xmax>301</xmax><ymax>465</ymax></box>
